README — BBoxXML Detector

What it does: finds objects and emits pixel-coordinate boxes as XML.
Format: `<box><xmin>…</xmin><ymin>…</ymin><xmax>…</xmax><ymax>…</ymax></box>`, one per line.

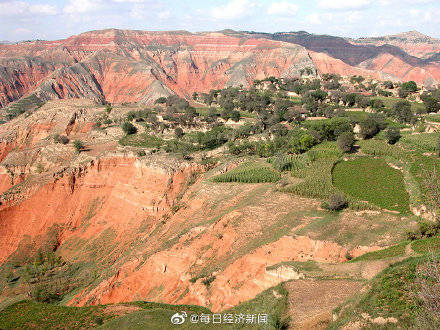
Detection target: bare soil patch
<box><xmin>285</xmin><ymin>279</ymin><xmax>364</xmax><ymax>329</ymax></box>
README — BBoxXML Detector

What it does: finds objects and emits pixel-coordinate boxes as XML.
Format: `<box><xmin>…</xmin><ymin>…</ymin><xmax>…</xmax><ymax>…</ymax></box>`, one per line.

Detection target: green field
<box><xmin>212</xmin><ymin>161</ymin><xmax>281</xmax><ymax>183</ymax></box>
<box><xmin>350</xmin><ymin>241</ymin><xmax>408</xmax><ymax>262</ymax></box>
<box><xmin>330</xmin><ymin>256</ymin><xmax>430</xmax><ymax>329</ymax></box>
<box><xmin>332</xmin><ymin>158</ymin><xmax>410</xmax><ymax>213</ymax></box>
<box><xmin>374</xmin><ymin>96</ymin><xmax>425</xmax><ymax>114</ymax></box>
<box><xmin>400</xmin><ymin>133</ymin><xmax>440</xmax><ymax>153</ymax></box>
<box><xmin>0</xmin><ymin>287</ymin><xmax>288</xmax><ymax>330</ymax></box>
<box><xmin>425</xmin><ymin>113</ymin><xmax>440</xmax><ymax>123</ymax></box>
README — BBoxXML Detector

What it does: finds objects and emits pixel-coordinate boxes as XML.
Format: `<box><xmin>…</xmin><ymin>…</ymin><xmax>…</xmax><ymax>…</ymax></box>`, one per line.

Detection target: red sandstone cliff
<box><xmin>0</xmin><ymin>29</ymin><xmax>315</xmax><ymax>110</ymax></box>
<box><xmin>2</xmin><ymin>29</ymin><xmax>439</xmax><ymax>113</ymax></box>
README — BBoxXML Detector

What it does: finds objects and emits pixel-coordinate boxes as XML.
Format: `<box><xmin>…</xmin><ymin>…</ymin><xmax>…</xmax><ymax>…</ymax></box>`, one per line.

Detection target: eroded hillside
<box><xmin>0</xmin><ymin>98</ymin><xmax>421</xmax><ymax>327</ymax></box>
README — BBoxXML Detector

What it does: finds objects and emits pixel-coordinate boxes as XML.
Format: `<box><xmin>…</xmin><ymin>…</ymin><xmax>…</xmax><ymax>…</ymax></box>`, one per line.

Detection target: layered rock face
<box><xmin>0</xmin><ymin>29</ymin><xmax>315</xmax><ymax>109</ymax></box>
<box><xmin>2</xmin><ymin>29</ymin><xmax>440</xmax><ymax>113</ymax></box>
<box><xmin>251</xmin><ymin>30</ymin><xmax>440</xmax><ymax>85</ymax></box>
<box><xmin>350</xmin><ymin>31</ymin><xmax>440</xmax><ymax>60</ymax></box>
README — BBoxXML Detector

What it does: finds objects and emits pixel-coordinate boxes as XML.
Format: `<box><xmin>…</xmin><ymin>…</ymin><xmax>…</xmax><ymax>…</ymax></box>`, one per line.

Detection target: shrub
<box><xmin>73</xmin><ymin>140</ymin><xmax>85</xmax><ymax>153</ymax></box>
<box><xmin>231</xmin><ymin>110</ymin><xmax>241</xmax><ymax>122</ymax></box>
<box><xmin>337</xmin><ymin>132</ymin><xmax>355</xmax><ymax>152</ymax></box>
<box><xmin>121</xmin><ymin>122</ymin><xmax>137</xmax><ymax>135</ymax></box>
<box><xmin>155</xmin><ymin>97</ymin><xmax>167</xmax><ymax>104</ymax></box>
<box><xmin>385</xmin><ymin>127</ymin><xmax>401</xmax><ymax>145</ymax></box>
<box><xmin>31</xmin><ymin>284</ymin><xmax>63</xmax><ymax>303</ymax></box>
<box><xmin>202</xmin><ymin>276</ymin><xmax>216</xmax><ymax>288</ymax></box>
<box><xmin>323</xmin><ymin>193</ymin><xmax>348</xmax><ymax>211</ymax></box>
<box><xmin>54</xmin><ymin>134</ymin><xmax>69</xmax><ymax>145</ymax></box>
<box><xmin>105</xmin><ymin>104</ymin><xmax>112</xmax><ymax>113</ymax></box>
<box><xmin>174</xmin><ymin>127</ymin><xmax>184</xmax><ymax>139</ymax></box>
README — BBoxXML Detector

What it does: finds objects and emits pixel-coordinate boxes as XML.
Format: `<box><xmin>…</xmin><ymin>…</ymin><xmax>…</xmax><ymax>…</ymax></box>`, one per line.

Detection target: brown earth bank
<box><xmin>1</xmin><ymin>29</ymin><xmax>440</xmax><ymax>112</ymax></box>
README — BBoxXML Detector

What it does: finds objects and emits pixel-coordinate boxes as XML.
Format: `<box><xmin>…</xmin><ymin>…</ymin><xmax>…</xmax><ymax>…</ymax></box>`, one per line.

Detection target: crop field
<box><xmin>286</xmin><ymin>142</ymin><xmax>342</xmax><ymax>199</ymax></box>
<box><xmin>374</xmin><ymin>96</ymin><xmax>425</xmax><ymax>114</ymax></box>
<box><xmin>425</xmin><ymin>113</ymin><xmax>440</xmax><ymax>123</ymax></box>
<box><xmin>400</xmin><ymin>133</ymin><xmax>439</xmax><ymax>153</ymax></box>
<box><xmin>212</xmin><ymin>161</ymin><xmax>281</xmax><ymax>183</ymax></box>
<box><xmin>332</xmin><ymin>158</ymin><xmax>410</xmax><ymax>213</ymax></box>
<box><xmin>119</xmin><ymin>133</ymin><xmax>164</xmax><ymax>148</ymax></box>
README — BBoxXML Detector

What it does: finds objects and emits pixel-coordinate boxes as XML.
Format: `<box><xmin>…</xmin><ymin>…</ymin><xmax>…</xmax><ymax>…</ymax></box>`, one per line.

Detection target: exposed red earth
<box><xmin>1</xmin><ymin>29</ymin><xmax>439</xmax><ymax>112</ymax></box>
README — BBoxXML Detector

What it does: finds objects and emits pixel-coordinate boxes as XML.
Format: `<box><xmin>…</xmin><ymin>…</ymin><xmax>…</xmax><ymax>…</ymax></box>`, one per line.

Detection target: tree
<box><xmin>393</xmin><ymin>100</ymin><xmax>414</xmax><ymax>123</ymax></box>
<box><xmin>337</xmin><ymin>132</ymin><xmax>355</xmax><ymax>152</ymax></box>
<box><xmin>122</xmin><ymin>122</ymin><xmax>137</xmax><ymax>135</ymax></box>
<box><xmin>73</xmin><ymin>140</ymin><xmax>85</xmax><ymax>153</ymax></box>
<box><xmin>356</xmin><ymin>95</ymin><xmax>370</xmax><ymax>109</ymax></box>
<box><xmin>342</xmin><ymin>93</ymin><xmax>357</xmax><ymax>107</ymax></box>
<box><xmin>401</xmin><ymin>81</ymin><xmax>418</xmax><ymax>93</ymax></box>
<box><xmin>371</xmin><ymin>99</ymin><xmax>385</xmax><ymax>110</ymax></box>
<box><xmin>192</xmin><ymin>92</ymin><xmax>198</xmax><ymax>100</ymax></box>
<box><xmin>359</xmin><ymin>117</ymin><xmax>381</xmax><ymax>139</ymax></box>
<box><xmin>174</xmin><ymin>127</ymin><xmax>184</xmax><ymax>139</ymax></box>
<box><xmin>324</xmin><ymin>193</ymin><xmax>348</xmax><ymax>211</ymax></box>
<box><xmin>422</xmin><ymin>94</ymin><xmax>440</xmax><ymax>113</ymax></box>
<box><xmin>155</xmin><ymin>97</ymin><xmax>167</xmax><ymax>104</ymax></box>
<box><xmin>230</xmin><ymin>110</ymin><xmax>241</xmax><ymax>122</ymax></box>
<box><xmin>383</xmin><ymin>81</ymin><xmax>394</xmax><ymax>89</ymax></box>
<box><xmin>385</xmin><ymin>127</ymin><xmax>401</xmax><ymax>145</ymax></box>
<box><xmin>220</xmin><ymin>108</ymin><xmax>233</xmax><ymax>121</ymax></box>
<box><xmin>285</xmin><ymin>108</ymin><xmax>304</xmax><ymax>123</ymax></box>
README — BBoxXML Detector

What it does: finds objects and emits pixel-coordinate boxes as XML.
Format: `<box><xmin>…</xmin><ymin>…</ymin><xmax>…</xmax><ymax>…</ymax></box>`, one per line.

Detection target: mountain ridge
<box><xmin>1</xmin><ymin>28</ymin><xmax>440</xmax><ymax>113</ymax></box>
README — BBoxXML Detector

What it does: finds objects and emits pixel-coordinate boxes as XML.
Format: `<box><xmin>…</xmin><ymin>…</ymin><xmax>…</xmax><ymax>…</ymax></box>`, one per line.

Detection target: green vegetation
<box><xmin>73</xmin><ymin>140</ymin><xmax>85</xmax><ymax>153</ymax></box>
<box><xmin>412</xmin><ymin>236</ymin><xmax>440</xmax><ymax>254</ymax></box>
<box><xmin>350</xmin><ymin>241</ymin><xmax>408</xmax><ymax>262</ymax></box>
<box><xmin>121</xmin><ymin>122</ymin><xmax>137</xmax><ymax>135</ymax></box>
<box><xmin>0</xmin><ymin>301</ymin><xmax>114</xmax><ymax>329</ymax></box>
<box><xmin>0</xmin><ymin>288</ymin><xmax>289</xmax><ymax>330</ymax></box>
<box><xmin>425</xmin><ymin>113</ymin><xmax>440</xmax><ymax>123</ymax></box>
<box><xmin>4</xmin><ymin>94</ymin><xmax>44</xmax><ymax>120</ymax></box>
<box><xmin>400</xmin><ymin>133</ymin><xmax>440</xmax><ymax>153</ymax></box>
<box><xmin>119</xmin><ymin>133</ymin><xmax>163</xmax><ymax>148</ymax></box>
<box><xmin>286</xmin><ymin>142</ymin><xmax>341</xmax><ymax>200</ymax></box>
<box><xmin>332</xmin><ymin>158</ymin><xmax>410</xmax><ymax>213</ymax></box>
<box><xmin>331</xmin><ymin>256</ymin><xmax>440</xmax><ymax>329</ymax></box>
<box><xmin>212</xmin><ymin>162</ymin><xmax>280</xmax><ymax>183</ymax></box>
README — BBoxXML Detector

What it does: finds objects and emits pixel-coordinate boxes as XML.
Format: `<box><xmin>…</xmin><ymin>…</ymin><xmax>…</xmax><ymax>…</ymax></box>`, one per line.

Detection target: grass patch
<box><xmin>0</xmin><ymin>300</ymin><xmax>114</xmax><ymax>329</ymax></box>
<box><xmin>350</xmin><ymin>241</ymin><xmax>408</xmax><ymax>262</ymax></box>
<box><xmin>119</xmin><ymin>133</ymin><xmax>163</xmax><ymax>148</ymax></box>
<box><xmin>411</xmin><ymin>236</ymin><xmax>440</xmax><ymax>254</ymax></box>
<box><xmin>400</xmin><ymin>133</ymin><xmax>440</xmax><ymax>153</ymax></box>
<box><xmin>266</xmin><ymin>260</ymin><xmax>321</xmax><ymax>272</ymax></box>
<box><xmin>330</xmin><ymin>256</ymin><xmax>429</xmax><ymax>329</ymax></box>
<box><xmin>332</xmin><ymin>158</ymin><xmax>410</xmax><ymax>213</ymax></box>
<box><xmin>212</xmin><ymin>161</ymin><xmax>280</xmax><ymax>183</ymax></box>
<box><xmin>425</xmin><ymin>113</ymin><xmax>440</xmax><ymax>123</ymax></box>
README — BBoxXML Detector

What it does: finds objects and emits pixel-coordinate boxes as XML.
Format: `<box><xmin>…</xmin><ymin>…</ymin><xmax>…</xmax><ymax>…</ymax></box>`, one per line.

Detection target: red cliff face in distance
<box><xmin>1</xmin><ymin>29</ymin><xmax>439</xmax><ymax>111</ymax></box>
<box><xmin>0</xmin><ymin>29</ymin><xmax>315</xmax><ymax>109</ymax></box>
